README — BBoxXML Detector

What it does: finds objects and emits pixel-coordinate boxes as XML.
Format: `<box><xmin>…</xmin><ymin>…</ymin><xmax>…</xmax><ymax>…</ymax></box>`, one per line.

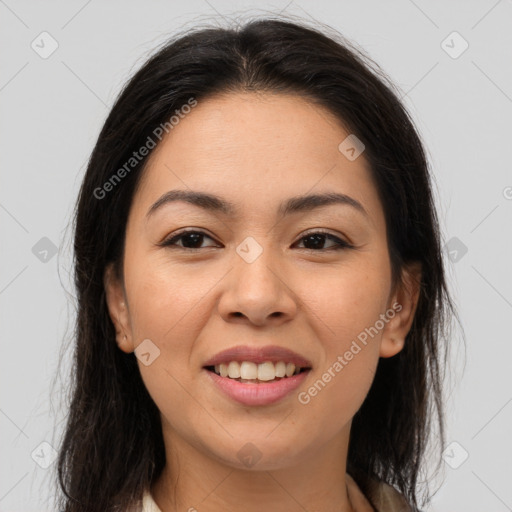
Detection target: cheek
<box><xmin>124</xmin><ymin>252</ymin><xmax>220</xmax><ymax>345</ymax></box>
<box><xmin>297</xmin><ymin>258</ymin><xmax>388</xmax><ymax>406</ymax></box>
<box><xmin>276</xmin><ymin>259</ymin><xmax>388</xmax><ymax>433</ymax></box>
<box><xmin>125</xmin><ymin>266</ymin><xmax>213</xmax><ymax>440</ymax></box>
<box><xmin>296</xmin><ymin>312</ymin><xmax>381</xmax><ymax>446</ymax></box>
<box><xmin>123</xmin><ymin>252</ymin><xmax>227</xmax><ymax>412</ymax></box>
<box><xmin>301</xmin><ymin>256</ymin><xmax>391</xmax><ymax>349</ymax></box>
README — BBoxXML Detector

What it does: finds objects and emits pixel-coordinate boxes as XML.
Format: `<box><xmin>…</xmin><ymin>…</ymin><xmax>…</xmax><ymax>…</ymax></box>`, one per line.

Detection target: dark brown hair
<box><xmin>55</xmin><ymin>15</ymin><xmax>458</xmax><ymax>511</ymax></box>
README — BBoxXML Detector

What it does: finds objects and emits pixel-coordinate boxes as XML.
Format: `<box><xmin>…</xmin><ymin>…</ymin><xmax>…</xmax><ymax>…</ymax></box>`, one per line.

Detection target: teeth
<box><xmin>212</xmin><ymin>361</ymin><xmax>305</xmax><ymax>380</ymax></box>
<box><xmin>275</xmin><ymin>361</ymin><xmax>286</xmax><ymax>377</ymax></box>
<box><xmin>257</xmin><ymin>361</ymin><xmax>275</xmax><ymax>381</ymax></box>
<box><xmin>228</xmin><ymin>361</ymin><xmax>241</xmax><ymax>378</ymax></box>
<box><xmin>219</xmin><ymin>363</ymin><xmax>228</xmax><ymax>378</ymax></box>
<box><xmin>240</xmin><ymin>361</ymin><xmax>258</xmax><ymax>380</ymax></box>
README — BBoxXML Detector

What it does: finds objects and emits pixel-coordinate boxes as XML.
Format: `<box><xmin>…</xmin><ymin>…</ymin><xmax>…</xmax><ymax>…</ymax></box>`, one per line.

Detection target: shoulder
<box><xmin>347</xmin><ymin>472</ymin><xmax>415</xmax><ymax>512</ymax></box>
<box><xmin>364</xmin><ymin>476</ymin><xmax>416</xmax><ymax>512</ymax></box>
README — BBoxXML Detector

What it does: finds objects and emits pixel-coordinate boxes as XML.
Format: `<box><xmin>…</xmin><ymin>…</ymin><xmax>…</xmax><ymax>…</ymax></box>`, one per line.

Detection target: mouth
<box><xmin>203</xmin><ymin>364</ymin><xmax>311</xmax><ymax>406</ymax></box>
<box><xmin>204</xmin><ymin>361</ymin><xmax>311</xmax><ymax>383</ymax></box>
<box><xmin>202</xmin><ymin>345</ymin><xmax>313</xmax><ymax>406</ymax></box>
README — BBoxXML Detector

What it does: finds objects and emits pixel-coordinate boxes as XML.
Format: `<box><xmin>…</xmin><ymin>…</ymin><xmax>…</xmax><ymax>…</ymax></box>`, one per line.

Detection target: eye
<box><xmin>160</xmin><ymin>230</ymin><xmax>219</xmax><ymax>250</ymax></box>
<box><xmin>293</xmin><ymin>230</ymin><xmax>353</xmax><ymax>251</ymax></box>
<box><xmin>160</xmin><ymin>229</ymin><xmax>353</xmax><ymax>251</ymax></box>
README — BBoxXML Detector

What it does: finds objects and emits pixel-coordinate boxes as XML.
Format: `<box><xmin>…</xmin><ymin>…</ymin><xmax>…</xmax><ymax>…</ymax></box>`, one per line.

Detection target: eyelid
<box><xmin>159</xmin><ymin>228</ymin><xmax>219</xmax><ymax>248</ymax></box>
<box><xmin>293</xmin><ymin>229</ymin><xmax>353</xmax><ymax>249</ymax></box>
<box><xmin>298</xmin><ymin>227</ymin><xmax>351</xmax><ymax>242</ymax></box>
<box><xmin>160</xmin><ymin>228</ymin><xmax>354</xmax><ymax>250</ymax></box>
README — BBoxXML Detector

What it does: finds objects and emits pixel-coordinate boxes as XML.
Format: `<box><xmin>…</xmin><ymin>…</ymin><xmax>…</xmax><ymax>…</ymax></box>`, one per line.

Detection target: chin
<box><xmin>201</xmin><ymin>434</ymin><xmax>310</xmax><ymax>472</ymax></box>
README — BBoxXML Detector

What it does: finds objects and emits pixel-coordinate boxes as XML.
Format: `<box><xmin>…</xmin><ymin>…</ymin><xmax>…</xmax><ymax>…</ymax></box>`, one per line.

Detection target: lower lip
<box><xmin>204</xmin><ymin>368</ymin><xmax>311</xmax><ymax>406</ymax></box>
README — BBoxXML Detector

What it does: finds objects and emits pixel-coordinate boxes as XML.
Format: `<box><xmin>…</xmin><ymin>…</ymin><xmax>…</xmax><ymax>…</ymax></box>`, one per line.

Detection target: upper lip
<box><xmin>203</xmin><ymin>345</ymin><xmax>313</xmax><ymax>368</ymax></box>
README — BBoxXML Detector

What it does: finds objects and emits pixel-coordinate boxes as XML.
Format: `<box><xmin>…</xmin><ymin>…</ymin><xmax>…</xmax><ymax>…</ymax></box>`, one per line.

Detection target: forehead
<box><xmin>131</xmin><ymin>92</ymin><xmax>384</xmax><ymax>227</ymax></box>
<box><xmin>145</xmin><ymin>91</ymin><xmax>354</xmax><ymax>171</ymax></box>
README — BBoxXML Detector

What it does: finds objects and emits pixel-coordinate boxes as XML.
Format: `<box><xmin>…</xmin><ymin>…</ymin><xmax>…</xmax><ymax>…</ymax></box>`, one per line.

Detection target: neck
<box><xmin>151</xmin><ymin>421</ymin><xmax>356</xmax><ymax>512</ymax></box>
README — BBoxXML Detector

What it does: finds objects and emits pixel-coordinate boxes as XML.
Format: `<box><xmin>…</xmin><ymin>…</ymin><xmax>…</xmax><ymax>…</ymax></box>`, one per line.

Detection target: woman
<box><xmin>56</xmin><ymin>16</ymin><xmax>456</xmax><ymax>512</ymax></box>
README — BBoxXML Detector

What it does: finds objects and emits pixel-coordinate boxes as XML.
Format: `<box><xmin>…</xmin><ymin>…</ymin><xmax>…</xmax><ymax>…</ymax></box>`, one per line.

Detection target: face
<box><xmin>105</xmin><ymin>92</ymin><xmax>420</xmax><ymax>471</ymax></box>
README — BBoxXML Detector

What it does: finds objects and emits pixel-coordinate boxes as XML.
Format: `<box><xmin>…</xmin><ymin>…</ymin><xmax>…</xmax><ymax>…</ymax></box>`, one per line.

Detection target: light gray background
<box><xmin>1</xmin><ymin>1</ymin><xmax>511</xmax><ymax>510</ymax></box>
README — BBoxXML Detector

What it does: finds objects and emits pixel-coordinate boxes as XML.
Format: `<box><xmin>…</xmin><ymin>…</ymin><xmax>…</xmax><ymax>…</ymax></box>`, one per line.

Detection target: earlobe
<box><xmin>379</xmin><ymin>262</ymin><xmax>422</xmax><ymax>358</ymax></box>
<box><xmin>379</xmin><ymin>336</ymin><xmax>405</xmax><ymax>358</ymax></box>
<box><xmin>104</xmin><ymin>263</ymin><xmax>134</xmax><ymax>353</ymax></box>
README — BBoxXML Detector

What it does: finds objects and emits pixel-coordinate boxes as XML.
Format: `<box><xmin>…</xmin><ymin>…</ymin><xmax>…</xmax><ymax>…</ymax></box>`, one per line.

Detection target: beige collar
<box><xmin>142</xmin><ymin>474</ymin><xmax>411</xmax><ymax>512</ymax></box>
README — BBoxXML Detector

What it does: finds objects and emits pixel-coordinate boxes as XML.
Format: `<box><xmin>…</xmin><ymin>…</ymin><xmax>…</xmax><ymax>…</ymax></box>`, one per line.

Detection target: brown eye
<box><xmin>160</xmin><ymin>229</ymin><xmax>352</xmax><ymax>252</ymax></box>
<box><xmin>294</xmin><ymin>232</ymin><xmax>352</xmax><ymax>251</ymax></box>
<box><xmin>161</xmin><ymin>230</ymin><xmax>218</xmax><ymax>249</ymax></box>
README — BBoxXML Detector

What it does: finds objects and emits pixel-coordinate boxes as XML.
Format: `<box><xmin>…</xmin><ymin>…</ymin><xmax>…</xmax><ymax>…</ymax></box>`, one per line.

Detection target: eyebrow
<box><xmin>146</xmin><ymin>189</ymin><xmax>369</xmax><ymax>220</ymax></box>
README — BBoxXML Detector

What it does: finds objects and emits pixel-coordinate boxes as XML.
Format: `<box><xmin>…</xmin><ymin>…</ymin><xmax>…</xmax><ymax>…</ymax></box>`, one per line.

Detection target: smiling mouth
<box><xmin>204</xmin><ymin>361</ymin><xmax>311</xmax><ymax>383</ymax></box>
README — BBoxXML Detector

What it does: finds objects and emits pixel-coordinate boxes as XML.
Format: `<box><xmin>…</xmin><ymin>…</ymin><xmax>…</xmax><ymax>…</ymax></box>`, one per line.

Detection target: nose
<box><xmin>217</xmin><ymin>245</ymin><xmax>298</xmax><ymax>327</ymax></box>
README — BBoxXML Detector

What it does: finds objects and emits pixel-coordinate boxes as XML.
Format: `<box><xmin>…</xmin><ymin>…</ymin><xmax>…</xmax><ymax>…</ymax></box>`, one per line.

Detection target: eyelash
<box><xmin>160</xmin><ymin>229</ymin><xmax>354</xmax><ymax>252</ymax></box>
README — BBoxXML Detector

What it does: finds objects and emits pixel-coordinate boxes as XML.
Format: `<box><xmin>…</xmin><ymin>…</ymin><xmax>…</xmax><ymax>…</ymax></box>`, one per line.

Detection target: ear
<box><xmin>104</xmin><ymin>263</ymin><xmax>134</xmax><ymax>353</ymax></box>
<box><xmin>379</xmin><ymin>262</ymin><xmax>422</xmax><ymax>358</ymax></box>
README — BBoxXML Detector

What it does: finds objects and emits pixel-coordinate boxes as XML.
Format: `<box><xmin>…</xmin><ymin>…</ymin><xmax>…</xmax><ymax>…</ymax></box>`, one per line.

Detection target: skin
<box><xmin>104</xmin><ymin>92</ymin><xmax>421</xmax><ymax>512</ymax></box>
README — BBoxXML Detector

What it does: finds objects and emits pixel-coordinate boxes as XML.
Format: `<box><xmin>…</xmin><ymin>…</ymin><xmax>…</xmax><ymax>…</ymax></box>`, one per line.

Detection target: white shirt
<box><xmin>141</xmin><ymin>490</ymin><xmax>163</xmax><ymax>512</ymax></box>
